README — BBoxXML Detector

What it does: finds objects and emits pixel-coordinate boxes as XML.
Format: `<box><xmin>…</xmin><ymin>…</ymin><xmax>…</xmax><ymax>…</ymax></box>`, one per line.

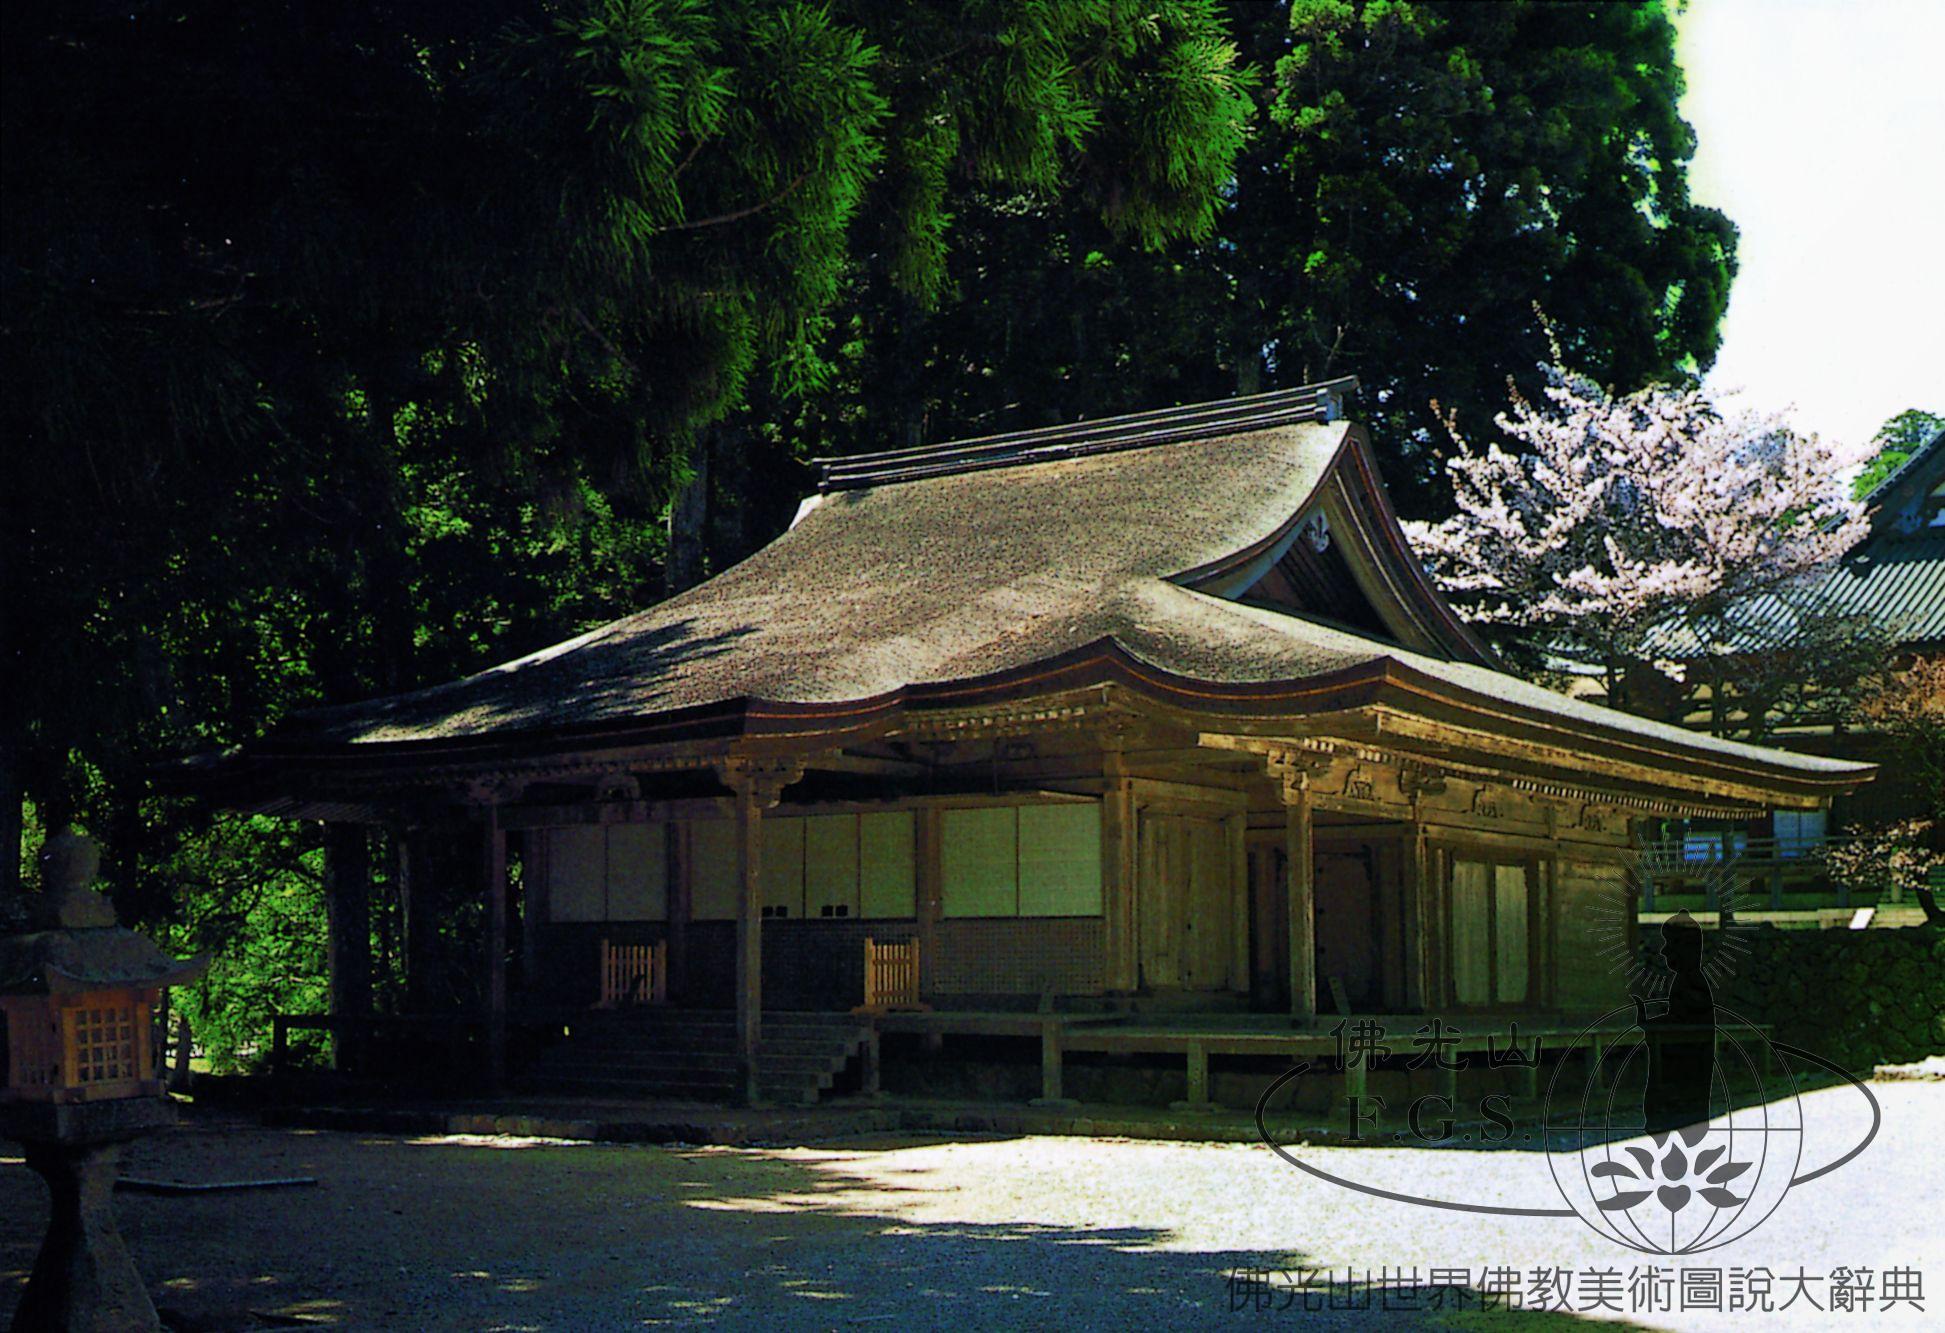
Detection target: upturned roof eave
<box><xmin>182</xmin><ymin>637</ymin><xmax>1870</xmax><ymax>812</ymax></box>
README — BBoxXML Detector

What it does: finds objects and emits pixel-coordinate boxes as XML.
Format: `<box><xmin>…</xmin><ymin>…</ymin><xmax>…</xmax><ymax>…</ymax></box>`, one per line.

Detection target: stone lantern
<box><xmin>1</xmin><ymin>830</ymin><xmax>207</xmax><ymax>1333</ymax></box>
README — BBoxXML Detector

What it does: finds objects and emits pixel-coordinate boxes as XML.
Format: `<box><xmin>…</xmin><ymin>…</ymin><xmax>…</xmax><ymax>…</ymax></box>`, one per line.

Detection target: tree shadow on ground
<box><xmin>1</xmin><ymin>1125</ymin><xmax>1665</xmax><ymax>1331</ymax></box>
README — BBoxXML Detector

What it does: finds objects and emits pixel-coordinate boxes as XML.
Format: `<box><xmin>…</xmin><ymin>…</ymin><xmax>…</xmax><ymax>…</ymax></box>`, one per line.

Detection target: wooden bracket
<box><xmin>593</xmin><ymin>772</ymin><xmax>642</xmax><ymax>802</ymax></box>
<box><xmin>1397</xmin><ymin>762</ymin><xmax>1448</xmax><ymax>803</ymax></box>
<box><xmin>458</xmin><ymin>776</ymin><xmax>524</xmax><ymax>807</ymax></box>
<box><xmin>715</xmin><ymin>757</ymin><xmax>805</xmax><ymax>809</ymax></box>
<box><xmin>1265</xmin><ymin>747</ymin><xmax>1337</xmax><ymax>805</ymax></box>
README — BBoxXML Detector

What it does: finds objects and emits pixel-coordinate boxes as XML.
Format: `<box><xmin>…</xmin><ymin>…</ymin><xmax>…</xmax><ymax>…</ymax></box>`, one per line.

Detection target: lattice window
<box><xmin>69</xmin><ymin>1004</ymin><xmax>139</xmax><ymax>1085</ymax></box>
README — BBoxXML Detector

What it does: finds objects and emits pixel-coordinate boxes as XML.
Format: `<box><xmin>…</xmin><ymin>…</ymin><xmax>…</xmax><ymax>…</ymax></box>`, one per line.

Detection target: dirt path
<box><xmin>3</xmin><ymin>1080</ymin><xmax>1937</xmax><ymax>1331</ymax></box>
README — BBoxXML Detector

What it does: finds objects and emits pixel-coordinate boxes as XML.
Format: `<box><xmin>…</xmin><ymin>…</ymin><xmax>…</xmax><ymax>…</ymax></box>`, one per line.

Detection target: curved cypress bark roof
<box><xmin>244</xmin><ymin>387</ymin><xmax>1868</xmax><ymax>803</ymax></box>
<box><xmin>283</xmin><ymin>417</ymin><xmax>1475</xmax><ymax>744</ymax></box>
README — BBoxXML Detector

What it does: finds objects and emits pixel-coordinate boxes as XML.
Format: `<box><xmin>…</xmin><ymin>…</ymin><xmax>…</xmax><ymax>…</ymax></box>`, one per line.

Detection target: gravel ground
<box><xmin>3</xmin><ymin>1079</ymin><xmax>1938</xmax><ymax>1332</ymax></box>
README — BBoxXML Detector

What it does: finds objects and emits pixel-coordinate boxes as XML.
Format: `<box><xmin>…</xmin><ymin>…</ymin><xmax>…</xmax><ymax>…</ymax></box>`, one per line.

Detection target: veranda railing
<box><xmin>1636</xmin><ymin>834</ymin><xmax>1930</xmax><ymax>913</ymax></box>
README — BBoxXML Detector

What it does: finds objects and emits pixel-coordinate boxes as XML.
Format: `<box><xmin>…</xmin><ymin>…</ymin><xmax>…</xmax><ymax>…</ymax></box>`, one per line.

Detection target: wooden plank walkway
<box><xmin>874</xmin><ymin>1009</ymin><xmax>1765</xmax><ymax>1112</ymax></box>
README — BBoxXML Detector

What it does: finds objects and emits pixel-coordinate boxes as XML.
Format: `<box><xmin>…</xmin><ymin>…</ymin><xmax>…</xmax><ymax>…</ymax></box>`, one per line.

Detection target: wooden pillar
<box><xmin>915</xmin><ymin>806</ymin><xmax>942</xmax><ymax>999</ymax></box>
<box><xmin>1415</xmin><ymin>833</ymin><xmax>1441</xmax><ymax>1012</ymax></box>
<box><xmin>862</xmin><ymin>1028</ymin><xmax>882</xmax><ymax>1099</ymax></box>
<box><xmin>483</xmin><ymin>811</ymin><xmax>508</xmax><ymax>1090</ymax></box>
<box><xmin>400</xmin><ymin>825</ymin><xmax>438</xmax><ymax>1012</ymax></box>
<box><xmin>1284</xmin><ymin>787</ymin><xmax>1316</xmax><ymax>1022</ymax></box>
<box><xmin>1101</xmin><ymin>773</ymin><xmax>1138</xmax><ymax>993</ymax></box>
<box><xmin>322</xmin><ymin>822</ymin><xmax>372</xmax><ymax>1071</ymax></box>
<box><xmin>720</xmin><ymin>759</ymin><xmax>800</xmax><ymax>1106</ymax></box>
<box><xmin>733</xmin><ymin>781</ymin><xmax>764</xmax><ymax>1105</ymax></box>
<box><xmin>1031</xmin><ymin>1017</ymin><xmax>1073</xmax><ymax>1106</ymax></box>
<box><xmin>1515</xmin><ymin>1043</ymin><xmax>1542</xmax><ymax>1100</ymax></box>
<box><xmin>668</xmin><ymin>822</ymin><xmax>691</xmax><ymax>1003</ymax></box>
<box><xmin>1173</xmin><ymin>1040</ymin><xmax>1215</xmax><ymax>1113</ymax></box>
<box><xmin>519</xmin><ymin>828</ymin><xmax>544</xmax><ymax>1007</ymax></box>
<box><xmin>1405</xmin><ymin>825</ymin><xmax>1429</xmax><ymax>1012</ymax></box>
<box><xmin>1226</xmin><ymin>813</ymin><xmax>1249</xmax><ymax>993</ymax></box>
<box><xmin>1535</xmin><ymin>856</ymin><xmax>1554</xmax><ymax>1010</ymax></box>
<box><xmin>1338</xmin><ymin>1046</ymin><xmax>1368</xmax><ymax>1115</ymax></box>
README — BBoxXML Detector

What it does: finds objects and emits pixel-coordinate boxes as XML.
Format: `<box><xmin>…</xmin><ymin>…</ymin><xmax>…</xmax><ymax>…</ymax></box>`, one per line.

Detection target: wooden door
<box><xmin>1137</xmin><ymin>811</ymin><xmax>1233</xmax><ymax>992</ymax></box>
<box><xmin>1314</xmin><ymin>849</ymin><xmax>1377</xmax><ymax>1011</ymax></box>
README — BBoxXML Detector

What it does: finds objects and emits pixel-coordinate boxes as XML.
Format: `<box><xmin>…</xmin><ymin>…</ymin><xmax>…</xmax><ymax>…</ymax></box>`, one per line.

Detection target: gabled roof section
<box><xmin>286</xmin><ymin>406</ymin><xmax>1376</xmax><ymax>745</ymax></box>
<box><xmin>1655</xmin><ymin>425</ymin><xmax>1945</xmax><ymax>655</ymax></box>
<box><xmin>807</xmin><ymin>378</ymin><xmax>1488</xmax><ymax>664</ymax></box>
<box><xmin>1168</xmin><ymin>427</ymin><xmax>1495</xmax><ymax>665</ymax></box>
<box><xmin>277</xmin><ymin>388</ymin><xmax>1497</xmax><ymax>750</ymax></box>
<box><xmin>1864</xmin><ymin>422</ymin><xmax>1945</xmax><ymax>539</ymax></box>
<box><xmin>230</xmin><ymin>382</ymin><xmax>1867</xmax><ymax>805</ymax></box>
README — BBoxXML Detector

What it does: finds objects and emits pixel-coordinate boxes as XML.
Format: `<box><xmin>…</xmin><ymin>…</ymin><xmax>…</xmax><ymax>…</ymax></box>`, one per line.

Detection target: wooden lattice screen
<box><xmin>598</xmin><ymin>939</ymin><xmax>667</xmax><ymax>1008</ymax></box>
<box><xmin>1</xmin><ymin>991</ymin><xmax>156</xmax><ymax>1104</ymax></box>
<box><xmin>859</xmin><ymin>937</ymin><xmax>923</xmax><ymax>1013</ymax></box>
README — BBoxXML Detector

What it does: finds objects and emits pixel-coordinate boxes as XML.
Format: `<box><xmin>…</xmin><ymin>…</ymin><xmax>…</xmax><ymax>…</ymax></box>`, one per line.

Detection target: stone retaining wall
<box><xmin>1708</xmin><ymin>924</ymin><xmax>1945</xmax><ymax>1074</ymax></box>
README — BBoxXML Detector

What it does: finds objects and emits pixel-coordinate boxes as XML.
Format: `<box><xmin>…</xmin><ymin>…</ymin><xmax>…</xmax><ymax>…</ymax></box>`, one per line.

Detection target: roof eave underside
<box><xmin>197</xmin><ymin>643</ymin><xmax>1871</xmax><ymax>814</ymax></box>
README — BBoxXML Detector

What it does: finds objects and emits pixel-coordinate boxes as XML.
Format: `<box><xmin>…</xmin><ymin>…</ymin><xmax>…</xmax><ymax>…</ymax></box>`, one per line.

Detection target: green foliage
<box><xmin>783</xmin><ymin>0</ymin><xmax>1737</xmax><ymax>517</ymax></box>
<box><xmin>149</xmin><ymin>816</ymin><xmax>329</xmax><ymax>1073</ymax></box>
<box><xmin>0</xmin><ymin>1</ymin><xmax>1252</xmax><ymax>1054</ymax></box>
<box><xmin>2</xmin><ymin>1</ymin><xmax>1252</xmax><ymax>924</ymax></box>
<box><xmin>1856</xmin><ymin>408</ymin><xmax>1945</xmax><ymax>497</ymax></box>
<box><xmin>5</xmin><ymin>2</ymin><xmax>1738</xmax><ymax>1047</ymax></box>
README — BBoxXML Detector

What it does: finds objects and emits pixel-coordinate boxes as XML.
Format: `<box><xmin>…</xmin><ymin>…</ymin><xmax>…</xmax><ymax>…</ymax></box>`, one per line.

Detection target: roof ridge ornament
<box><xmin>813</xmin><ymin>377</ymin><xmax>1360</xmax><ymax>494</ymax></box>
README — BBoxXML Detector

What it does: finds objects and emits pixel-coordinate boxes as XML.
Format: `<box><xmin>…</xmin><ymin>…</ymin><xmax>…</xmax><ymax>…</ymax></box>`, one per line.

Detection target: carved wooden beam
<box><xmin>1468</xmin><ymin>782</ymin><xmax>1503</xmax><ymax>820</ymax></box>
<box><xmin>1338</xmin><ymin>762</ymin><xmax>1376</xmax><ymax>802</ymax></box>
<box><xmin>1197</xmin><ymin>732</ymin><xmax>1341</xmax><ymax>803</ymax></box>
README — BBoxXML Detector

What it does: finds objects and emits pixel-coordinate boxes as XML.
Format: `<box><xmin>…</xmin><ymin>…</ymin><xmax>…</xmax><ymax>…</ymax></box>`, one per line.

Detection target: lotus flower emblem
<box><xmin>1590</xmin><ymin>1123</ymin><xmax>1752</xmax><ymax>1214</ymax></box>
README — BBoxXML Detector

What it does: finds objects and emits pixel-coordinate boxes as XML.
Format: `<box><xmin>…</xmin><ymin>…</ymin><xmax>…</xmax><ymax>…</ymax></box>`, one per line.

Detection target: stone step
<box><xmin>519</xmin><ymin>1011</ymin><xmax>872</xmax><ymax>1106</ymax></box>
<box><xmin>559</xmin><ymin>1032</ymin><xmax>735</xmax><ymax>1054</ymax></box>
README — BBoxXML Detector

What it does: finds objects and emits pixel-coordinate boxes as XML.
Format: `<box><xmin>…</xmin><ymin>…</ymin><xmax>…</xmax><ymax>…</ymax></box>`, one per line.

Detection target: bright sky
<box><xmin>1677</xmin><ymin>0</ymin><xmax>1944</xmax><ymax>454</ymax></box>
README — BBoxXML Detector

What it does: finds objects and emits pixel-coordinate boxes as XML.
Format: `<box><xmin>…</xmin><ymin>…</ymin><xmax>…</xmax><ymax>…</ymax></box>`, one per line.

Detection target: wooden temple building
<box><xmin>193</xmin><ymin>381</ymin><xmax>1873</xmax><ymax>1107</ymax></box>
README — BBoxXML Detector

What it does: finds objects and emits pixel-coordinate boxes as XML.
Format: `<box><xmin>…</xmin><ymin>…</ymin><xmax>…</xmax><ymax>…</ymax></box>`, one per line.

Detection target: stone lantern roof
<box><xmin>0</xmin><ymin>830</ymin><xmax>208</xmax><ymax>996</ymax></box>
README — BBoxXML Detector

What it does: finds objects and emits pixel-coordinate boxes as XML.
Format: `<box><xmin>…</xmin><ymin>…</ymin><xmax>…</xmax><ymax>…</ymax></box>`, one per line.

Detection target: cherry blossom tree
<box><xmin>1404</xmin><ymin>356</ymin><xmax>1870</xmax><ymax>706</ymax></box>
